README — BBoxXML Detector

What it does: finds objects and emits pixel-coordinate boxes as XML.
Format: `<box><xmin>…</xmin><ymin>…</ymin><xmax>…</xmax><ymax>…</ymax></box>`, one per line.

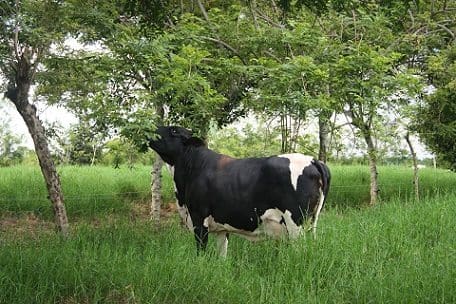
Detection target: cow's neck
<box><xmin>176</xmin><ymin>146</ymin><xmax>215</xmax><ymax>176</ymax></box>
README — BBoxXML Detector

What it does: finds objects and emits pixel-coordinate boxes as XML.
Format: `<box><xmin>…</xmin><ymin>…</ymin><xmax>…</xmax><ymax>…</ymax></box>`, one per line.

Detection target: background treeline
<box><xmin>0</xmin><ymin>118</ymin><xmax>436</xmax><ymax>167</ymax></box>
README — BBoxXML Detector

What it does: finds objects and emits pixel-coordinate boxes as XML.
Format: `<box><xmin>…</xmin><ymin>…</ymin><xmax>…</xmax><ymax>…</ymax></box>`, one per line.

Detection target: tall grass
<box><xmin>1</xmin><ymin>165</ymin><xmax>455</xmax><ymax>303</ymax></box>
<box><xmin>1</xmin><ymin>164</ymin><xmax>455</xmax><ymax>218</ymax></box>
<box><xmin>0</xmin><ymin>193</ymin><xmax>455</xmax><ymax>303</ymax></box>
<box><xmin>0</xmin><ymin>165</ymin><xmax>176</xmax><ymax>219</ymax></box>
<box><xmin>329</xmin><ymin>165</ymin><xmax>456</xmax><ymax>208</ymax></box>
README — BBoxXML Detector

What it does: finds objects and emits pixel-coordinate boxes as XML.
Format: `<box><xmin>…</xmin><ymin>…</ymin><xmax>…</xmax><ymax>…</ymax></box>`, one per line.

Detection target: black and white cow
<box><xmin>148</xmin><ymin>126</ymin><xmax>330</xmax><ymax>257</ymax></box>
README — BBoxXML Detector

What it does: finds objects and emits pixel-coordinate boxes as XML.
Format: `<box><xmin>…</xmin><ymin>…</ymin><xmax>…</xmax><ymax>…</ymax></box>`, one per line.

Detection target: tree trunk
<box><xmin>364</xmin><ymin>131</ymin><xmax>379</xmax><ymax>205</ymax></box>
<box><xmin>318</xmin><ymin>110</ymin><xmax>332</xmax><ymax>162</ymax></box>
<box><xmin>150</xmin><ymin>154</ymin><xmax>163</xmax><ymax>225</ymax></box>
<box><xmin>405</xmin><ymin>132</ymin><xmax>420</xmax><ymax>201</ymax></box>
<box><xmin>9</xmin><ymin>86</ymin><xmax>69</xmax><ymax>236</ymax></box>
<box><xmin>90</xmin><ymin>144</ymin><xmax>97</xmax><ymax>166</ymax></box>
<box><xmin>150</xmin><ymin>104</ymin><xmax>165</xmax><ymax>225</ymax></box>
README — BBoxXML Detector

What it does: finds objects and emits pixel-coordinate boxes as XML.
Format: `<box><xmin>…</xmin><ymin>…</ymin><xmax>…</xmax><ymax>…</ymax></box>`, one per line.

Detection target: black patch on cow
<box><xmin>296</xmin><ymin>164</ymin><xmax>322</xmax><ymax>218</ymax></box>
<box><xmin>185</xmin><ymin>137</ymin><xmax>206</xmax><ymax>147</ymax></box>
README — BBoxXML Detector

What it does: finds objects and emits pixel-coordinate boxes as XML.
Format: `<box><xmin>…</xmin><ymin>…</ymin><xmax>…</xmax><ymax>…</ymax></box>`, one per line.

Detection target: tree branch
<box><xmin>13</xmin><ymin>0</ymin><xmax>21</xmax><ymax>62</ymax></box>
<box><xmin>196</xmin><ymin>0</ymin><xmax>209</xmax><ymax>22</ymax></box>
<box><xmin>436</xmin><ymin>23</ymin><xmax>455</xmax><ymax>39</ymax></box>
<box><xmin>30</xmin><ymin>47</ymin><xmax>45</xmax><ymax>81</ymax></box>
<box><xmin>200</xmin><ymin>36</ymin><xmax>247</xmax><ymax>65</ymax></box>
<box><xmin>248</xmin><ymin>0</ymin><xmax>259</xmax><ymax>30</ymax></box>
<box><xmin>254</xmin><ymin>8</ymin><xmax>285</xmax><ymax>29</ymax></box>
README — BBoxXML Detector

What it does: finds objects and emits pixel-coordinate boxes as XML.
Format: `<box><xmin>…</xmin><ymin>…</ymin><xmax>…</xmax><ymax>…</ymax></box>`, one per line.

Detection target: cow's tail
<box><xmin>310</xmin><ymin>160</ymin><xmax>331</xmax><ymax>238</ymax></box>
<box><xmin>312</xmin><ymin>159</ymin><xmax>331</xmax><ymax>205</ymax></box>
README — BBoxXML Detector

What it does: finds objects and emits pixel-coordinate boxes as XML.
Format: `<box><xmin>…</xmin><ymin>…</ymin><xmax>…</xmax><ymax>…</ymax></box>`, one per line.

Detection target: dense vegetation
<box><xmin>1</xmin><ymin>165</ymin><xmax>455</xmax><ymax>303</ymax></box>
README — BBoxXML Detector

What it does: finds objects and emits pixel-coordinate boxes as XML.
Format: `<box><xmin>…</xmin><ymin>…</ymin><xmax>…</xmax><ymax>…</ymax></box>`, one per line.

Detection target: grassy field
<box><xmin>1</xmin><ymin>164</ymin><xmax>455</xmax><ymax>303</ymax></box>
<box><xmin>0</xmin><ymin>164</ymin><xmax>455</xmax><ymax>217</ymax></box>
<box><xmin>0</xmin><ymin>165</ymin><xmax>176</xmax><ymax>220</ymax></box>
<box><xmin>329</xmin><ymin>165</ymin><xmax>456</xmax><ymax>209</ymax></box>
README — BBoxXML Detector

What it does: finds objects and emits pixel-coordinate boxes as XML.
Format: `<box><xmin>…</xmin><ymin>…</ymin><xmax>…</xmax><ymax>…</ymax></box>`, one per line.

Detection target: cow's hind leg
<box><xmin>194</xmin><ymin>225</ymin><xmax>209</xmax><ymax>253</ymax></box>
<box><xmin>216</xmin><ymin>233</ymin><xmax>229</xmax><ymax>258</ymax></box>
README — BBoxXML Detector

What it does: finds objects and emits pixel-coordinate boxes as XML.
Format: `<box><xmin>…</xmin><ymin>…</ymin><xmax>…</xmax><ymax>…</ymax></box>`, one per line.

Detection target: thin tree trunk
<box><xmin>150</xmin><ymin>104</ymin><xmax>165</xmax><ymax>225</ymax></box>
<box><xmin>318</xmin><ymin>110</ymin><xmax>332</xmax><ymax>162</ymax></box>
<box><xmin>5</xmin><ymin>20</ymin><xmax>68</xmax><ymax>236</ymax></box>
<box><xmin>405</xmin><ymin>132</ymin><xmax>420</xmax><ymax>201</ymax></box>
<box><xmin>280</xmin><ymin>114</ymin><xmax>284</xmax><ymax>152</ymax></box>
<box><xmin>9</xmin><ymin>86</ymin><xmax>69</xmax><ymax>236</ymax></box>
<box><xmin>364</xmin><ymin>131</ymin><xmax>379</xmax><ymax>205</ymax></box>
<box><xmin>90</xmin><ymin>144</ymin><xmax>96</xmax><ymax>166</ymax></box>
<box><xmin>150</xmin><ymin>155</ymin><xmax>163</xmax><ymax>224</ymax></box>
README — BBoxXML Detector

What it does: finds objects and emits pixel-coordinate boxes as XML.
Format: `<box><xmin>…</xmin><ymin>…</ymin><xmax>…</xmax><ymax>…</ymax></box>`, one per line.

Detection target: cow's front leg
<box><xmin>194</xmin><ymin>225</ymin><xmax>209</xmax><ymax>253</ymax></box>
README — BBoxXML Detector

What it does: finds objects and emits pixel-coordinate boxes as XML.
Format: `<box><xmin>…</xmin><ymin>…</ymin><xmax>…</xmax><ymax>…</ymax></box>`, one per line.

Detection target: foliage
<box><xmin>413</xmin><ymin>44</ymin><xmax>456</xmax><ymax>169</ymax></box>
<box><xmin>0</xmin><ymin>115</ymin><xmax>30</xmax><ymax>167</ymax></box>
<box><xmin>65</xmin><ymin>121</ymin><xmax>105</xmax><ymax>165</ymax></box>
<box><xmin>208</xmin><ymin>122</ymin><xmax>282</xmax><ymax>158</ymax></box>
<box><xmin>101</xmin><ymin>137</ymin><xmax>156</xmax><ymax>168</ymax></box>
<box><xmin>208</xmin><ymin>120</ymin><xmax>319</xmax><ymax>158</ymax></box>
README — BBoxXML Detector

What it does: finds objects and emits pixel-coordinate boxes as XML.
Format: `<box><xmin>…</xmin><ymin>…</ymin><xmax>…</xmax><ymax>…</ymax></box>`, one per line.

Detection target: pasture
<box><xmin>1</xmin><ymin>165</ymin><xmax>455</xmax><ymax>303</ymax></box>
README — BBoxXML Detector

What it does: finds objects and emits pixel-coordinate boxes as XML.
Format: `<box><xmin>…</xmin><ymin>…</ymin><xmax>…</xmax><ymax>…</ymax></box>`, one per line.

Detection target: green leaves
<box><xmin>413</xmin><ymin>43</ymin><xmax>456</xmax><ymax>169</ymax></box>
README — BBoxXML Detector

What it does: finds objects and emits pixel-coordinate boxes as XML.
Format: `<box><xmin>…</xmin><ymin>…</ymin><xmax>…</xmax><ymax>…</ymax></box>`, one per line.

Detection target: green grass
<box><xmin>0</xmin><ymin>194</ymin><xmax>455</xmax><ymax>303</ymax></box>
<box><xmin>1</xmin><ymin>164</ymin><xmax>455</xmax><ymax>217</ymax></box>
<box><xmin>329</xmin><ymin>165</ymin><xmax>456</xmax><ymax>209</ymax></box>
<box><xmin>1</xmin><ymin>164</ymin><xmax>456</xmax><ymax>303</ymax></box>
<box><xmin>0</xmin><ymin>165</ymin><xmax>175</xmax><ymax>219</ymax></box>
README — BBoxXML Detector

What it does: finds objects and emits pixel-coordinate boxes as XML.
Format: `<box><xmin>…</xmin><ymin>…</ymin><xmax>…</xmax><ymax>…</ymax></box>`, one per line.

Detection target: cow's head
<box><xmin>148</xmin><ymin>126</ymin><xmax>193</xmax><ymax>166</ymax></box>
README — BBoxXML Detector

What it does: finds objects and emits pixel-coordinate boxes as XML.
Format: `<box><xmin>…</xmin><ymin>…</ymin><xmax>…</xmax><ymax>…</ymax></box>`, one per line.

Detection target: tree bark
<box><xmin>90</xmin><ymin>144</ymin><xmax>97</xmax><ymax>166</ymax></box>
<box><xmin>405</xmin><ymin>132</ymin><xmax>420</xmax><ymax>201</ymax></box>
<box><xmin>150</xmin><ymin>104</ymin><xmax>165</xmax><ymax>225</ymax></box>
<box><xmin>318</xmin><ymin>110</ymin><xmax>332</xmax><ymax>162</ymax></box>
<box><xmin>364</xmin><ymin>131</ymin><xmax>379</xmax><ymax>205</ymax></box>
<box><xmin>8</xmin><ymin>85</ymin><xmax>69</xmax><ymax>236</ymax></box>
<box><xmin>150</xmin><ymin>155</ymin><xmax>163</xmax><ymax>225</ymax></box>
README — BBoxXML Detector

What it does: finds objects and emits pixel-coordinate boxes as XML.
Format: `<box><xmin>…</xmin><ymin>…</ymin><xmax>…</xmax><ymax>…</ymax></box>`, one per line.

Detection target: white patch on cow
<box><xmin>311</xmin><ymin>189</ymin><xmax>325</xmax><ymax>239</ymax></box>
<box><xmin>203</xmin><ymin>215</ymin><xmax>261</xmax><ymax>241</ymax></box>
<box><xmin>260</xmin><ymin>208</ymin><xmax>302</xmax><ymax>239</ymax></box>
<box><xmin>202</xmin><ymin>208</ymin><xmax>302</xmax><ymax>242</ymax></box>
<box><xmin>279</xmin><ymin>153</ymin><xmax>313</xmax><ymax>190</ymax></box>
<box><xmin>215</xmin><ymin>233</ymin><xmax>228</xmax><ymax>258</ymax></box>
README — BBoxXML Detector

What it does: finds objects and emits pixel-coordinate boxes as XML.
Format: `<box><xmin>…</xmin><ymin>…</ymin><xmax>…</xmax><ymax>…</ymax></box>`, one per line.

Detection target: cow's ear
<box><xmin>184</xmin><ymin>137</ymin><xmax>206</xmax><ymax>147</ymax></box>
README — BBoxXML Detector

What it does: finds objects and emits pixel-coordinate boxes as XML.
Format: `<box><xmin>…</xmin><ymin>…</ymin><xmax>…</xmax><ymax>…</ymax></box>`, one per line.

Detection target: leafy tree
<box><xmin>0</xmin><ymin>0</ymin><xmax>75</xmax><ymax>235</ymax></box>
<box><xmin>102</xmin><ymin>137</ymin><xmax>155</xmax><ymax>168</ymax></box>
<box><xmin>398</xmin><ymin>0</ymin><xmax>456</xmax><ymax>170</ymax></box>
<box><xmin>65</xmin><ymin>121</ymin><xmax>105</xmax><ymax>165</ymax></box>
<box><xmin>33</xmin><ymin>2</ymin><xmax>228</xmax><ymax>224</ymax></box>
<box><xmin>329</xmin><ymin>9</ymin><xmax>422</xmax><ymax>205</ymax></box>
<box><xmin>208</xmin><ymin>121</ymin><xmax>282</xmax><ymax>158</ymax></box>
<box><xmin>413</xmin><ymin>44</ymin><xmax>456</xmax><ymax>169</ymax></box>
